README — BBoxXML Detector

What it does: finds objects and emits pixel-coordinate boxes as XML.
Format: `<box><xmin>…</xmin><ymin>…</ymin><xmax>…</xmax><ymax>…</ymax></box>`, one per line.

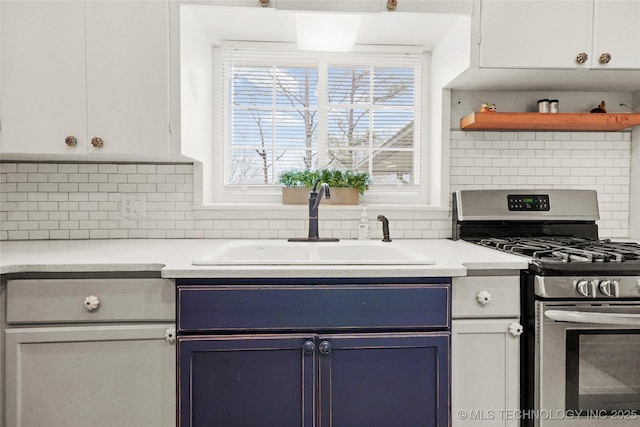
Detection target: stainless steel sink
<box><xmin>192</xmin><ymin>240</ymin><xmax>435</xmax><ymax>266</ymax></box>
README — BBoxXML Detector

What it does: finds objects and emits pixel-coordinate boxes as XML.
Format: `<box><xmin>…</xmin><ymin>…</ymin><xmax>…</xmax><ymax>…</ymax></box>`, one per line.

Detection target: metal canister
<box><xmin>549</xmin><ymin>99</ymin><xmax>559</xmax><ymax>113</ymax></box>
<box><xmin>537</xmin><ymin>99</ymin><xmax>550</xmax><ymax>113</ymax></box>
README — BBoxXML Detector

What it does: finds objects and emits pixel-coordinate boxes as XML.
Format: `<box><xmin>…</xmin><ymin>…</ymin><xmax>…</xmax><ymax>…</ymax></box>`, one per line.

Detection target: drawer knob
<box><xmin>164</xmin><ymin>327</ymin><xmax>176</xmax><ymax>343</ymax></box>
<box><xmin>84</xmin><ymin>295</ymin><xmax>100</xmax><ymax>311</ymax></box>
<box><xmin>509</xmin><ymin>322</ymin><xmax>523</xmax><ymax>337</ymax></box>
<box><xmin>476</xmin><ymin>290</ymin><xmax>492</xmax><ymax>306</ymax></box>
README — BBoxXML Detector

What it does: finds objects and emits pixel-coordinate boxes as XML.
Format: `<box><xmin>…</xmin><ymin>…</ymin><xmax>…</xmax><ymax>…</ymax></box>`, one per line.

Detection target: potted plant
<box><xmin>278</xmin><ymin>169</ymin><xmax>370</xmax><ymax>205</ymax></box>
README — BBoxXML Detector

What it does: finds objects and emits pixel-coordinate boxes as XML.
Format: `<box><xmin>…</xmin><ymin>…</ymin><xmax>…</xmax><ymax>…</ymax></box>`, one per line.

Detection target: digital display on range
<box><xmin>507</xmin><ymin>194</ymin><xmax>550</xmax><ymax>211</ymax></box>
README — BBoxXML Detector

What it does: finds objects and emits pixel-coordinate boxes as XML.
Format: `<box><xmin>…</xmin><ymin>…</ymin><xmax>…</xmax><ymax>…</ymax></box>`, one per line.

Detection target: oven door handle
<box><xmin>544</xmin><ymin>310</ymin><xmax>640</xmax><ymax>326</ymax></box>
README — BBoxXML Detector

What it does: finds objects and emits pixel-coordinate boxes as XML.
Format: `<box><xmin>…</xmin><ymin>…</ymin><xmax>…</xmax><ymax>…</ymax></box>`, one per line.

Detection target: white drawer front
<box><xmin>7</xmin><ymin>278</ymin><xmax>175</xmax><ymax>324</ymax></box>
<box><xmin>452</xmin><ymin>276</ymin><xmax>519</xmax><ymax>318</ymax></box>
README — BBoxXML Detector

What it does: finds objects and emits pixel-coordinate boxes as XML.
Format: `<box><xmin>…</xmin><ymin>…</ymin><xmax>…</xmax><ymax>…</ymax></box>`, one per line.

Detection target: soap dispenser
<box><xmin>358</xmin><ymin>206</ymin><xmax>370</xmax><ymax>240</ymax></box>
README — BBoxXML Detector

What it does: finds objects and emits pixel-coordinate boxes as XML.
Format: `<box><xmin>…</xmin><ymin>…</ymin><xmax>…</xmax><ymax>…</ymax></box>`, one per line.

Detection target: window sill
<box><xmin>192</xmin><ymin>203</ymin><xmax>451</xmax><ymax>221</ymax></box>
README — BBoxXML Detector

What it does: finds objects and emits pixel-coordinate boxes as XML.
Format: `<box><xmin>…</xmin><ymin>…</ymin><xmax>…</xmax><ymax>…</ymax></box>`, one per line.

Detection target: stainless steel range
<box><xmin>453</xmin><ymin>189</ymin><xmax>640</xmax><ymax>427</ymax></box>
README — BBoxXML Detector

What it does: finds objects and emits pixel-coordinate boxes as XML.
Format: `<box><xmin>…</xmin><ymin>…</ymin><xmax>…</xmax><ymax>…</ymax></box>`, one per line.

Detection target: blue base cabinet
<box><xmin>179</xmin><ymin>335</ymin><xmax>315</xmax><ymax>426</ymax></box>
<box><xmin>318</xmin><ymin>333</ymin><xmax>449</xmax><ymax>427</ymax></box>
<box><xmin>177</xmin><ymin>278</ymin><xmax>451</xmax><ymax>427</ymax></box>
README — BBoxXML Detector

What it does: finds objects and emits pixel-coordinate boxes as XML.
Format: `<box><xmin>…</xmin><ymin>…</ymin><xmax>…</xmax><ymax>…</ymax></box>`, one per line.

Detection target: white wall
<box><xmin>630</xmin><ymin>89</ymin><xmax>640</xmax><ymax>239</ymax></box>
<box><xmin>429</xmin><ymin>16</ymin><xmax>471</xmax><ymax>208</ymax></box>
<box><xmin>178</xmin><ymin>5</ymin><xmax>215</xmax><ymax>204</ymax></box>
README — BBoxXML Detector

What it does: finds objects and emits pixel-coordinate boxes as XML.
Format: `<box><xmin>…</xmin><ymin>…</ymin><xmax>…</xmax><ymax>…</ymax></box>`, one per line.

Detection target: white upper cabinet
<box><xmin>478</xmin><ymin>0</ymin><xmax>640</xmax><ymax>70</ymax></box>
<box><xmin>84</xmin><ymin>1</ymin><xmax>170</xmax><ymax>156</ymax></box>
<box><xmin>592</xmin><ymin>0</ymin><xmax>640</xmax><ymax>69</ymax></box>
<box><xmin>1</xmin><ymin>0</ymin><xmax>171</xmax><ymax>158</ymax></box>
<box><xmin>382</xmin><ymin>0</ymin><xmax>473</xmax><ymax>14</ymax></box>
<box><xmin>1</xmin><ymin>1</ymin><xmax>88</xmax><ymax>155</ymax></box>
<box><xmin>252</xmin><ymin>0</ymin><xmax>473</xmax><ymax>14</ymax></box>
<box><xmin>479</xmin><ymin>0</ymin><xmax>593</xmax><ymax>69</ymax></box>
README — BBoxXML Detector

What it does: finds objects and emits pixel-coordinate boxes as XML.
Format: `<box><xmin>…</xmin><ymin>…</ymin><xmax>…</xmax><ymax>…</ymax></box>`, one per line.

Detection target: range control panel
<box><xmin>507</xmin><ymin>194</ymin><xmax>550</xmax><ymax>211</ymax></box>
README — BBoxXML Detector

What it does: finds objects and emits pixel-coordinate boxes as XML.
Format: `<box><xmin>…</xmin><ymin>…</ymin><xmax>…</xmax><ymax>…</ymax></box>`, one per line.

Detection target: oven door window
<box><xmin>566</xmin><ymin>330</ymin><xmax>640</xmax><ymax>413</ymax></box>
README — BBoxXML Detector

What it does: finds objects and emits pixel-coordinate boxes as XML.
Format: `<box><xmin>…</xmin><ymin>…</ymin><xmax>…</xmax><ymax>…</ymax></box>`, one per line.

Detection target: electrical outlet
<box><xmin>121</xmin><ymin>194</ymin><xmax>146</xmax><ymax>219</ymax></box>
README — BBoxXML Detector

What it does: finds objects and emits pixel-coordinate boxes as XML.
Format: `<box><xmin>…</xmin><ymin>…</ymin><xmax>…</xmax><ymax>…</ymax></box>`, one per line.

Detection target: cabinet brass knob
<box><xmin>318</xmin><ymin>341</ymin><xmax>332</xmax><ymax>355</ymax></box>
<box><xmin>387</xmin><ymin>0</ymin><xmax>398</xmax><ymax>10</ymax></box>
<box><xmin>91</xmin><ymin>137</ymin><xmax>104</xmax><ymax>148</ymax></box>
<box><xmin>65</xmin><ymin>136</ymin><xmax>78</xmax><ymax>147</ymax></box>
<box><xmin>259</xmin><ymin>0</ymin><xmax>269</xmax><ymax>6</ymax></box>
<box><xmin>599</xmin><ymin>53</ymin><xmax>612</xmax><ymax>64</ymax></box>
<box><xmin>575</xmin><ymin>52</ymin><xmax>589</xmax><ymax>64</ymax></box>
<box><xmin>84</xmin><ymin>295</ymin><xmax>100</xmax><ymax>311</ymax></box>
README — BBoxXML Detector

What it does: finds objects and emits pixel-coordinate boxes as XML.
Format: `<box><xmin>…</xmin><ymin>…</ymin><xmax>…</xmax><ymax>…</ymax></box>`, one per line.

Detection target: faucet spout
<box><xmin>309</xmin><ymin>180</ymin><xmax>331</xmax><ymax>211</ymax></box>
<box><xmin>308</xmin><ymin>180</ymin><xmax>331</xmax><ymax>239</ymax></box>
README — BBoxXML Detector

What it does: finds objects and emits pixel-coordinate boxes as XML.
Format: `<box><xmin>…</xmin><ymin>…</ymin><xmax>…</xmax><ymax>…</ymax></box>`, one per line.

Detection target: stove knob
<box><xmin>599</xmin><ymin>280</ymin><xmax>612</xmax><ymax>296</ymax></box>
<box><xmin>576</xmin><ymin>280</ymin><xmax>596</xmax><ymax>297</ymax></box>
<box><xmin>611</xmin><ymin>280</ymin><xmax>620</xmax><ymax>298</ymax></box>
<box><xmin>599</xmin><ymin>280</ymin><xmax>620</xmax><ymax>298</ymax></box>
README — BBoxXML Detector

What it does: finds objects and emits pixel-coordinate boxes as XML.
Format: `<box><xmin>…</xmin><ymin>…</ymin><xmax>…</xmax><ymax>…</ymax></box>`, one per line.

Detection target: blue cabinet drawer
<box><xmin>178</xmin><ymin>283</ymin><xmax>450</xmax><ymax>332</ymax></box>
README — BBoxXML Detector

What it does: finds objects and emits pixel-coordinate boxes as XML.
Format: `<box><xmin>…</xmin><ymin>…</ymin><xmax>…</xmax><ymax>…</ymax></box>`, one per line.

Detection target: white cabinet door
<box><xmin>5</xmin><ymin>324</ymin><xmax>176</xmax><ymax>427</ymax></box>
<box><xmin>592</xmin><ymin>0</ymin><xmax>640</xmax><ymax>69</ymax></box>
<box><xmin>479</xmin><ymin>0</ymin><xmax>593</xmax><ymax>69</ymax></box>
<box><xmin>84</xmin><ymin>0</ymin><xmax>170</xmax><ymax>156</ymax></box>
<box><xmin>452</xmin><ymin>319</ymin><xmax>520</xmax><ymax>427</ymax></box>
<box><xmin>0</xmin><ymin>0</ymin><xmax>171</xmax><ymax>157</ymax></box>
<box><xmin>0</xmin><ymin>1</ymin><xmax>88</xmax><ymax>155</ymax></box>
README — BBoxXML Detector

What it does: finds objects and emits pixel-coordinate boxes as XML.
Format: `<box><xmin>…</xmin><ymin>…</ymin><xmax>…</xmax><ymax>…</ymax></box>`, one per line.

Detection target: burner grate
<box><xmin>477</xmin><ymin>238</ymin><xmax>640</xmax><ymax>264</ymax></box>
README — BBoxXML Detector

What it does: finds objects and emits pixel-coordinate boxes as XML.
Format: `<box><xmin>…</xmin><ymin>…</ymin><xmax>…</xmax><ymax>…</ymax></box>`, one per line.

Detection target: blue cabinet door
<box><xmin>318</xmin><ymin>333</ymin><xmax>450</xmax><ymax>427</ymax></box>
<box><xmin>179</xmin><ymin>333</ymin><xmax>450</xmax><ymax>427</ymax></box>
<box><xmin>178</xmin><ymin>334</ymin><xmax>316</xmax><ymax>427</ymax></box>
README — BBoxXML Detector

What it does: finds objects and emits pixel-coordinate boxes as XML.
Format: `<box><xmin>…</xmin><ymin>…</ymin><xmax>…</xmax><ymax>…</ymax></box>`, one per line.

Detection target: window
<box><xmin>217</xmin><ymin>45</ymin><xmax>427</xmax><ymax>204</ymax></box>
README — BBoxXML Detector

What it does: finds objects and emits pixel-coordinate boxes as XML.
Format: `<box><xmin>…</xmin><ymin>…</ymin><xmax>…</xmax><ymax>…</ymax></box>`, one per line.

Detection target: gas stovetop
<box><xmin>476</xmin><ymin>237</ymin><xmax>640</xmax><ymax>262</ymax></box>
<box><xmin>452</xmin><ymin>189</ymin><xmax>640</xmax><ymax>275</ymax></box>
<box><xmin>472</xmin><ymin>237</ymin><xmax>640</xmax><ymax>274</ymax></box>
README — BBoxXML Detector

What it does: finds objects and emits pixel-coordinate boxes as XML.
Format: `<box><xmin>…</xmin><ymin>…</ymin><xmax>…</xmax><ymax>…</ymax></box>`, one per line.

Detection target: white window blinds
<box><xmin>221</xmin><ymin>46</ymin><xmax>423</xmax><ymax>189</ymax></box>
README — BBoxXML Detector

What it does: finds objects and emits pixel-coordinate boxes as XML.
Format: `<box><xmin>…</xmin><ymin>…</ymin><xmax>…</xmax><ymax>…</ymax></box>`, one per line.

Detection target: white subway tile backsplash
<box><xmin>1</xmin><ymin>129</ymin><xmax>634</xmax><ymax>242</ymax></box>
<box><xmin>450</xmin><ymin>130</ymin><xmax>632</xmax><ymax>239</ymax></box>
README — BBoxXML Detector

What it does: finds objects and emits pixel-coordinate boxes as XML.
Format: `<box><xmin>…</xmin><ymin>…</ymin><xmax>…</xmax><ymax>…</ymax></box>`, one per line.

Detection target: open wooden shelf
<box><xmin>460</xmin><ymin>112</ymin><xmax>640</xmax><ymax>131</ymax></box>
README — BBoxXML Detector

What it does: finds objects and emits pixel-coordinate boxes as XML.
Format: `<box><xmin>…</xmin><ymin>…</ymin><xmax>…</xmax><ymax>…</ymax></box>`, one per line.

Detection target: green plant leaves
<box><xmin>278</xmin><ymin>169</ymin><xmax>370</xmax><ymax>195</ymax></box>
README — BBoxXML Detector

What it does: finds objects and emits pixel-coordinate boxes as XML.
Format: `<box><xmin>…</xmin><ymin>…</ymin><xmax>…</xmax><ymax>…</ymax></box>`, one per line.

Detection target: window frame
<box><xmin>211</xmin><ymin>42</ymin><xmax>430</xmax><ymax>205</ymax></box>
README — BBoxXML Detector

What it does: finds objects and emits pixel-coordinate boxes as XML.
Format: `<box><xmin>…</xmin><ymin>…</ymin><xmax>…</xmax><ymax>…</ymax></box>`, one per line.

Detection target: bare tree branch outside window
<box><xmin>228</xmin><ymin>55</ymin><xmax>417</xmax><ymax>187</ymax></box>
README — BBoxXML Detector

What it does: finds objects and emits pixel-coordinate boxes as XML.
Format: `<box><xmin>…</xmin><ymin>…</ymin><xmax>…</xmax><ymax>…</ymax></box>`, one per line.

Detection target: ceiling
<box><xmin>184</xmin><ymin>5</ymin><xmax>461</xmax><ymax>49</ymax></box>
<box><xmin>182</xmin><ymin>5</ymin><xmax>640</xmax><ymax>92</ymax></box>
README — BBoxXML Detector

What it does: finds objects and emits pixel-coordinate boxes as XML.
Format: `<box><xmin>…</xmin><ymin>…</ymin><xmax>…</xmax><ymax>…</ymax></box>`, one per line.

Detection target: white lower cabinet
<box><xmin>452</xmin><ymin>276</ymin><xmax>521</xmax><ymax>427</ymax></box>
<box><xmin>4</xmin><ymin>278</ymin><xmax>176</xmax><ymax>427</ymax></box>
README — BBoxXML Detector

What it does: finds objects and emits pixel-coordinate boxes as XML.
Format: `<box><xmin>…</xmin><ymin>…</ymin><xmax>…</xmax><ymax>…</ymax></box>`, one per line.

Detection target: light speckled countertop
<box><xmin>0</xmin><ymin>239</ymin><xmax>529</xmax><ymax>278</ymax></box>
